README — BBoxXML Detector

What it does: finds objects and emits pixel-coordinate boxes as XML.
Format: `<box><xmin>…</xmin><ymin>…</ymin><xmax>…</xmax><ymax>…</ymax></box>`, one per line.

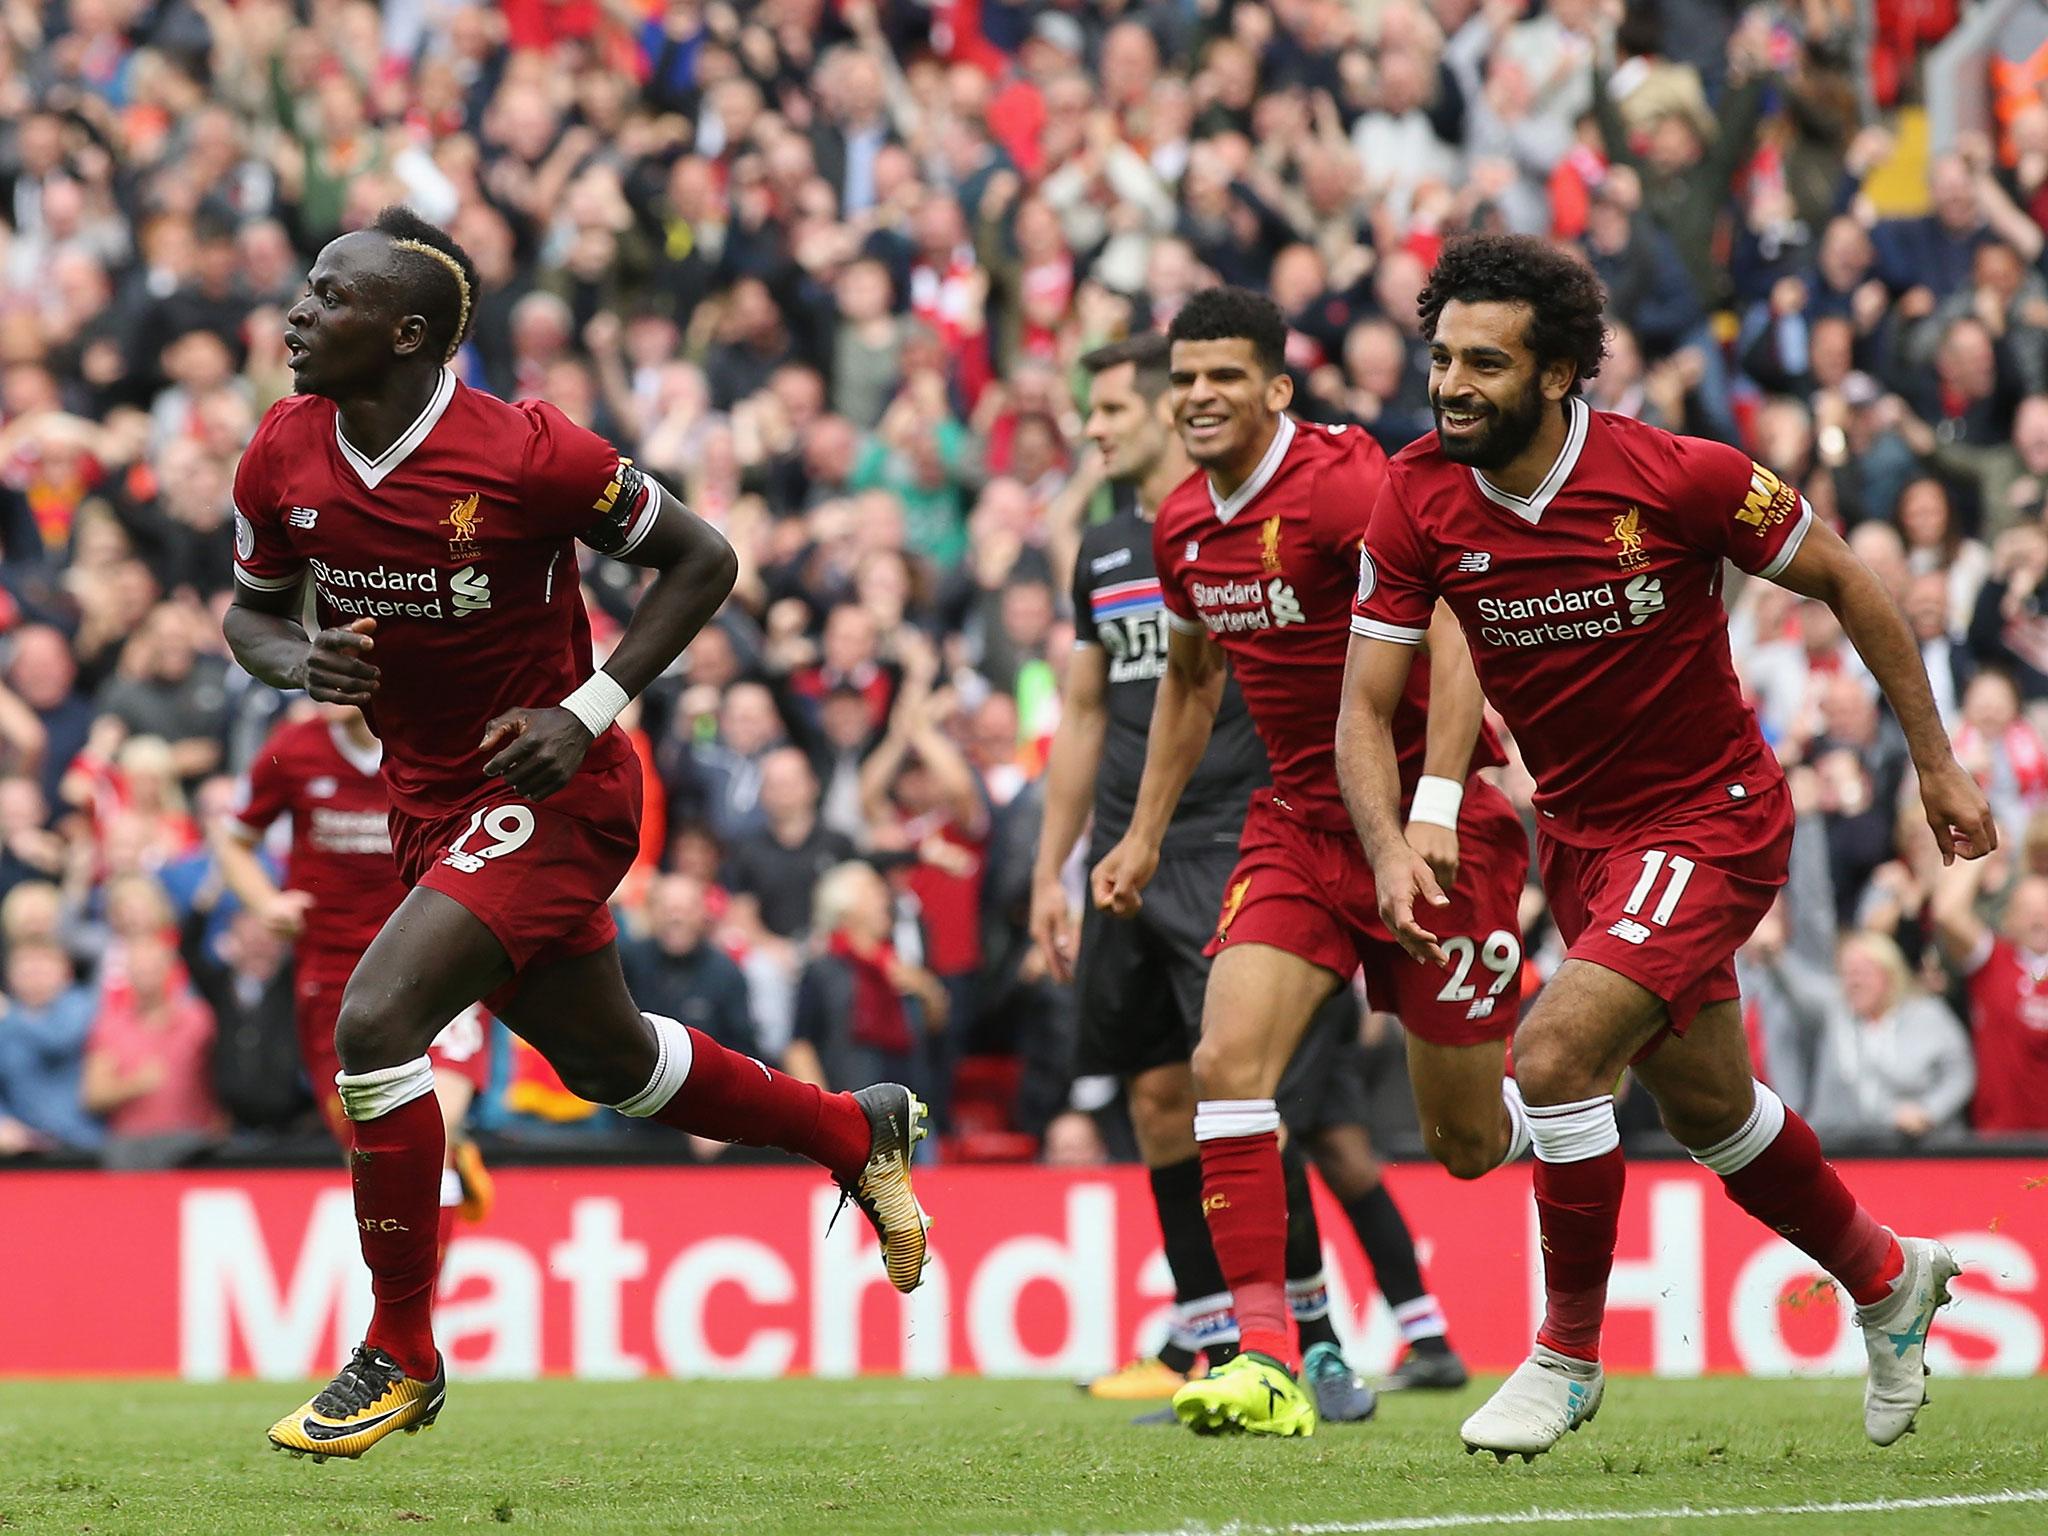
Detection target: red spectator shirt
<box><xmin>1963</xmin><ymin>935</ymin><xmax>2048</xmax><ymax>1133</ymax></box>
<box><xmin>231</xmin><ymin>374</ymin><xmax>643</xmax><ymax>818</ymax></box>
<box><xmin>1153</xmin><ymin>416</ymin><xmax>1501</xmax><ymax>832</ymax></box>
<box><xmin>1354</xmin><ymin>399</ymin><xmax>1809</xmax><ymax>846</ymax></box>
<box><xmin>229</xmin><ymin>714</ymin><xmax>408</xmax><ymax>983</ymax></box>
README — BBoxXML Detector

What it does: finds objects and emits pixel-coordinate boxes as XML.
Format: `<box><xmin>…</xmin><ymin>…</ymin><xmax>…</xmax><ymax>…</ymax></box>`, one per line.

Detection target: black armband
<box><xmin>579</xmin><ymin>458</ymin><xmax>658</xmax><ymax>555</ymax></box>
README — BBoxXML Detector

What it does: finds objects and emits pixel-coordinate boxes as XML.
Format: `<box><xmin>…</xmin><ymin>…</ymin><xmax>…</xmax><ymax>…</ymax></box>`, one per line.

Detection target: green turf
<box><xmin>1</xmin><ymin>1377</ymin><xmax>2043</xmax><ymax>1536</ymax></box>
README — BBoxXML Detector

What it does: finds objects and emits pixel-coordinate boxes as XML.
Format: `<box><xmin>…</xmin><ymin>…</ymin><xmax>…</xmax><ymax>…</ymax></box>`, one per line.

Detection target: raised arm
<box><xmin>1337</xmin><ymin>631</ymin><xmax>1447</xmax><ymax>965</ymax></box>
<box><xmin>1773</xmin><ymin>518</ymin><xmax>1996</xmax><ymax>863</ymax></box>
<box><xmin>1089</xmin><ymin>623</ymin><xmax>1226</xmax><ymax>917</ymax></box>
<box><xmin>1928</xmin><ymin>851</ymin><xmax>1994</xmax><ymax>973</ymax></box>
<box><xmin>1030</xmin><ymin>644</ymin><xmax>1109</xmax><ymax>981</ymax></box>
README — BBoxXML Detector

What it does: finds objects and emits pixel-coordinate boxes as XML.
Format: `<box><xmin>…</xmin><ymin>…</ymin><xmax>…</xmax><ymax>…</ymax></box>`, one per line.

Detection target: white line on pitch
<box><xmin>1081</xmin><ymin>1486</ymin><xmax>2048</xmax><ymax>1536</ymax></box>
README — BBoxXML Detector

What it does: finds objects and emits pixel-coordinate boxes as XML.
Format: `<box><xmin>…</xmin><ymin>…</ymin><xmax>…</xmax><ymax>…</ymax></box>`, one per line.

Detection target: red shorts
<box><xmin>391</xmin><ymin>754</ymin><xmax>642</xmax><ymax>993</ymax></box>
<box><xmin>1206</xmin><ymin>780</ymin><xmax>1530</xmax><ymax>1047</ymax></box>
<box><xmin>1537</xmin><ymin>781</ymin><xmax>1793</xmax><ymax>1037</ymax></box>
<box><xmin>297</xmin><ymin>970</ymin><xmax>494</xmax><ymax>1145</ymax></box>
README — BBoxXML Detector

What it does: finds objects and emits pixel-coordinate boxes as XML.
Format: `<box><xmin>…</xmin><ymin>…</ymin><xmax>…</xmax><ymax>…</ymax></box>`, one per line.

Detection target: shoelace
<box><xmin>312</xmin><ymin>1346</ymin><xmax>395</xmax><ymax>1417</ymax></box>
<box><xmin>826</xmin><ymin>1179</ymin><xmax>874</xmax><ymax>1238</ymax></box>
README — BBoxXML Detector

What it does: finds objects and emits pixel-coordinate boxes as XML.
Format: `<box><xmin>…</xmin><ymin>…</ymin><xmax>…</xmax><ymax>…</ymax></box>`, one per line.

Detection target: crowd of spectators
<box><xmin>1</xmin><ymin>0</ymin><xmax>2047</xmax><ymax>1168</ymax></box>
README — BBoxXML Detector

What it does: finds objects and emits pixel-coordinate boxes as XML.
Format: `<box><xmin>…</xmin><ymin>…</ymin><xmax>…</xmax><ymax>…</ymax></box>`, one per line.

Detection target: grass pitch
<box><xmin>1</xmin><ymin>1377</ymin><xmax>2043</xmax><ymax>1536</ymax></box>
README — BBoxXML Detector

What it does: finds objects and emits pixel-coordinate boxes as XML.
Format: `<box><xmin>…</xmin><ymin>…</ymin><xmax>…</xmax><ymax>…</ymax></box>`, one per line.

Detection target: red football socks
<box><xmin>349</xmin><ymin>1089</ymin><xmax>446</xmax><ymax>1380</ymax></box>
<box><xmin>1194</xmin><ymin>1102</ymin><xmax>1294</xmax><ymax>1369</ymax></box>
<box><xmin>650</xmin><ymin>1026</ymin><xmax>872</xmax><ymax>1181</ymax></box>
<box><xmin>1527</xmin><ymin>1095</ymin><xmax>1626</xmax><ymax>1363</ymax></box>
<box><xmin>1708</xmin><ymin>1094</ymin><xmax>1902</xmax><ymax>1307</ymax></box>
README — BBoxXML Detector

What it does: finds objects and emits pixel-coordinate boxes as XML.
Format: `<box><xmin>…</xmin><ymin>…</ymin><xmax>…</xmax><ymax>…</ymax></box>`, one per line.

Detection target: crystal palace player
<box><xmin>215</xmin><ymin>703</ymin><xmax>495</xmax><ymax>1243</ymax></box>
<box><xmin>227</xmin><ymin>208</ymin><xmax>929</xmax><ymax>1461</ymax></box>
<box><xmin>1344</xmin><ymin>234</ymin><xmax>1993</xmax><ymax>1459</ymax></box>
<box><xmin>1091</xmin><ymin>289</ymin><xmax>1532</xmax><ymax>1436</ymax></box>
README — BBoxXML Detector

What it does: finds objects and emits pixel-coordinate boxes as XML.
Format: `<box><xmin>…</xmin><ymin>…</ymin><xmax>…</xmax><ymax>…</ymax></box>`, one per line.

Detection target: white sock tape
<box><xmin>1193</xmin><ymin>1098</ymin><xmax>1280</xmax><ymax>1141</ymax></box>
<box><xmin>1499</xmin><ymin>1077</ymin><xmax>1532</xmax><ymax>1167</ymax></box>
<box><xmin>440</xmin><ymin>1168</ymin><xmax>463</xmax><ymax>1208</ymax></box>
<box><xmin>1527</xmin><ymin>1094</ymin><xmax>1621</xmax><ymax>1164</ymax></box>
<box><xmin>1407</xmin><ymin>774</ymin><xmax>1465</xmax><ymax>831</ymax></box>
<box><xmin>560</xmin><ymin>669</ymin><xmax>631</xmax><ymax>739</ymax></box>
<box><xmin>1692</xmin><ymin>1080</ymin><xmax>1787</xmax><ymax>1176</ymax></box>
<box><xmin>336</xmin><ymin>1056</ymin><xmax>436</xmax><ymax>1122</ymax></box>
<box><xmin>612</xmin><ymin>1013</ymin><xmax>695</xmax><ymax>1117</ymax></box>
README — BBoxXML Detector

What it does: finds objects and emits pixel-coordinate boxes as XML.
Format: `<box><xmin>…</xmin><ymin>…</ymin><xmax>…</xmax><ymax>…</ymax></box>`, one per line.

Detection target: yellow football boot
<box><xmin>268</xmin><ymin>1345</ymin><xmax>444</xmax><ymax>1462</ymax></box>
<box><xmin>1084</xmin><ymin>1357</ymin><xmax>1193</xmax><ymax>1400</ymax></box>
<box><xmin>1172</xmin><ymin>1352</ymin><xmax>1318</xmax><ymax>1437</ymax></box>
<box><xmin>833</xmin><ymin>1084</ymin><xmax>932</xmax><ymax>1293</ymax></box>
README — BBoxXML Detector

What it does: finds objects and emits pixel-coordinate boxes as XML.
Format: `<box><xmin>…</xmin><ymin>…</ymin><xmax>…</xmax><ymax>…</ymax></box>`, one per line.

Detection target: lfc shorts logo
<box><xmin>1215</xmin><ymin>876</ymin><xmax>1253</xmax><ymax>941</ymax></box>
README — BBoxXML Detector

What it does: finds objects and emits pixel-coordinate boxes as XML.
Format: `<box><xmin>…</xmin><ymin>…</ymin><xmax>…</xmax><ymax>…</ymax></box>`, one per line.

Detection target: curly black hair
<box><xmin>1167</xmin><ymin>286</ymin><xmax>1288</xmax><ymax>377</ymax></box>
<box><xmin>369</xmin><ymin>205</ymin><xmax>480</xmax><ymax>365</ymax></box>
<box><xmin>1418</xmin><ymin>235</ymin><xmax>1608</xmax><ymax>393</ymax></box>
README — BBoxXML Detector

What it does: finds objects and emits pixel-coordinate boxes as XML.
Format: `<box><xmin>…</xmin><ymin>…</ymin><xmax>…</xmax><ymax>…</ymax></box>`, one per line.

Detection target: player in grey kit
<box><xmin>1031</xmin><ymin>337</ymin><xmax>1465</xmax><ymax>1420</ymax></box>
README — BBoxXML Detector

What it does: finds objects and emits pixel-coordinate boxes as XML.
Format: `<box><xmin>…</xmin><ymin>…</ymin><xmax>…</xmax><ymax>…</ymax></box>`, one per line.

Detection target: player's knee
<box><xmin>1188</xmin><ymin>1033</ymin><xmax>1263</xmax><ymax>1102</ymax></box>
<box><xmin>1508</xmin><ymin>1035</ymin><xmax>1597</xmax><ymax>1106</ymax></box>
<box><xmin>1427</xmin><ymin>1127</ymin><xmax>1498</xmax><ymax>1182</ymax></box>
<box><xmin>1316</xmin><ymin>1149</ymin><xmax>1380</xmax><ymax>1200</ymax></box>
<box><xmin>1128</xmin><ymin>1081</ymin><xmax>1195</xmax><ymax>1159</ymax></box>
<box><xmin>333</xmin><ymin>995</ymin><xmax>407</xmax><ymax>1074</ymax></box>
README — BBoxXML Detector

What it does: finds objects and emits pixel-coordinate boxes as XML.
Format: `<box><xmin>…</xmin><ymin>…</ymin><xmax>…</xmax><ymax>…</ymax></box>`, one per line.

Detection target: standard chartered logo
<box><xmin>1476</xmin><ymin>576</ymin><xmax>1667</xmax><ymax>649</ymax></box>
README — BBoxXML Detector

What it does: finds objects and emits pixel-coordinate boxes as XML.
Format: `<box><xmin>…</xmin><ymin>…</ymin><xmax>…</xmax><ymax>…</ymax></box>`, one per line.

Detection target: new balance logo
<box><xmin>1465</xmin><ymin>997</ymin><xmax>1496</xmax><ymax>1021</ymax></box>
<box><xmin>288</xmin><ymin>506</ymin><xmax>319</xmax><ymax>529</ymax></box>
<box><xmin>1184</xmin><ymin>540</ymin><xmax>1200</xmax><ymax>563</ymax></box>
<box><xmin>1607</xmin><ymin>919</ymin><xmax>1652</xmax><ymax>946</ymax></box>
<box><xmin>1458</xmin><ymin>551</ymin><xmax>1491</xmax><ymax>572</ymax></box>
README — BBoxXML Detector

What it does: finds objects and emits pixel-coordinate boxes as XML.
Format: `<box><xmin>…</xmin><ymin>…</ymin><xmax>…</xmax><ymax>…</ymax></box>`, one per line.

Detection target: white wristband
<box><xmin>560</xmin><ymin>669</ymin><xmax>631</xmax><ymax>738</ymax></box>
<box><xmin>1407</xmin><ymin>774</ymin><xmax>1464</xmax><ymax>831</ymax></box>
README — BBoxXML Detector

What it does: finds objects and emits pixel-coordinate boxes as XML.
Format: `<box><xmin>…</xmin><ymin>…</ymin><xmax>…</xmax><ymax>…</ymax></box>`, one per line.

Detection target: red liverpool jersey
<box><xmin>229</xmin><ymin>714</ymin><xmax>408</xmax><ymax>981</ymax></box>
<box><xmin>1154</xmin><ymin>415</ymin><xmax>1502</xmax><ymax>831</ymax></box>
<box><xmin>1963</xmin><ymin>936</ymin><xmax>2048</xmax><ymax>1133</ymax></box>
<box><xmin>231</xmin><ymin>372</ymin><xmax>644</xmax><ymax>816</ymax></box>
<box><xmin>1354</xmin><ymin>398</ymin><xmax>1809</xmax><ymax>845</ymax></box>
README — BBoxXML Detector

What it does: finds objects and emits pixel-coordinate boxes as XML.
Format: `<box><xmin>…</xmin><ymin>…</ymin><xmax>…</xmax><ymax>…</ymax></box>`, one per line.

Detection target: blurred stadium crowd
<box><xmin>1</xmin><ymin>0</ymin><xmax>2047</xmax><ymax>1169</ymax></box>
